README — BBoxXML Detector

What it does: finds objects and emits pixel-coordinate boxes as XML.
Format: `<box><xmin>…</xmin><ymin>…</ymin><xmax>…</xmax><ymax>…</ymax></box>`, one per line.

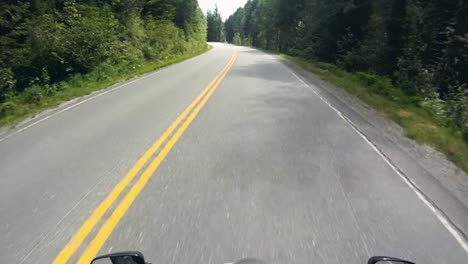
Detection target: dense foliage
<box><xmin>206</xmin><ymin>5</ymin><xmax>224</xmax><ymax>42</ymax></box>
<box><xmin>0</xmin><ymin>0</ymin><xmax>207</xmax><ymax>107</ymax></box>
<box><xmin>224</xmin><ymin>0</ymin><xmax>467</xmax><ymax>137</ymax></box>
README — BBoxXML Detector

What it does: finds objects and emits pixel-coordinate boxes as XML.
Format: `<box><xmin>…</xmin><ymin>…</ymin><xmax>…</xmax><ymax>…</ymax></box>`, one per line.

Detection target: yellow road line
<box><xmin>53</xmin><ymin>52</ymin><xmax>237</xmax><ymax>264</ymax></box>
<box><xmin>76</xmin><ymin>52</ymin><xmax>237</xmax><ymax>264</ymax></box>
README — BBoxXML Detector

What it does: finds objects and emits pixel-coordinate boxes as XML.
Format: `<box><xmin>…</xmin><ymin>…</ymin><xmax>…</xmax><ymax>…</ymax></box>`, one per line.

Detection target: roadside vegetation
<box><xmin>212</xmin><ymin>0</ymin><xmax>467</xmax><ymax>172</ymax></box>
<box><xmin>0</xmin><ymin>0</ymin><xmax>208</xmax><ymax>127</ymax></box>
<box><xmin>283</xmin><ymin>55</ymin><xmax>468</xmax><ymax>172</ymax></box>
<box><xmin>206</xmin><ymin>6</ymin><xmax>225</xmax><ymax>42</ymax></box>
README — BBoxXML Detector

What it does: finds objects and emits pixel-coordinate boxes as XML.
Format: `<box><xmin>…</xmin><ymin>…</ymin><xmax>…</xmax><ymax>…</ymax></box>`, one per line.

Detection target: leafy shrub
<box><xmin>22</xmin><ymin>85</ymin><xmax>44</xmax><ymax>104</ymax></box>
<box><xmin>446</xmin><ymin>86</ymin><xmax>468</xmax><ymax>139</ymax></box>
<box><xmin>233</xmin><ymin>33</ymin><xmax>242</xmax><ymax>45</ymax></box>
<box><xmin>419</xmin><ymin>98</ymin><xmax>451</xmax><ymax>126</ymax></box>
<box><xmin>356</xmin><ymin>72</ymin><xmax>378</xmax><ymax>86</ymax></box>
<box><xmin>25</xmin><ymin>14</ymin><xmax>68</xmax><ymax>85</ymax></box>
<box><xmin>0</xmin><ymin>101</ymin><xmax>17</xmax><ymax>116</ymax></box>
<box><xmin>63</xmin><ymin>4</ymin><xmax>120</xmax><ymax>72</ymax></box>
<box><xmin>112</xmin><ymin>42</ymin><xmax>144</xmax><ymax>66</ymax></box>
<box><xmin>0</xmin><ymin>0</ymin><xmax>208</xmax><ymax>126</ymax></box>
<box><xmin>0</xmin><ymin>68</ymin><xmax>16</xmax><ymax>103</ymax></box>
<box><xmin>44</xmin><ymin>84</ymin><xmax>59</xmax><ymax>96</ymax></box>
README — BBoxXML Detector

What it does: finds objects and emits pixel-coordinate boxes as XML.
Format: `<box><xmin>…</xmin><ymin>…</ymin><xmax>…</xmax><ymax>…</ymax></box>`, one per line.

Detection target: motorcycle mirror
<box><xmin>368</xmin><ymin>256</ymin><xmax>415</xmax><ymax>264</ymax></box>
<box><xmin>91</xmin><ymin>251</ymin><xmax>147</xmax><ymax>264</ymax></box>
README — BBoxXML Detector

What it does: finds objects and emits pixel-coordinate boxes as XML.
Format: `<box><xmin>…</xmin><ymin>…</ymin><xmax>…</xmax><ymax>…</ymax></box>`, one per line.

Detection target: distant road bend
<box><xmin>0</xmin><ymin>43</ymin><xmax>467</xmax><ymax>264</ymax></box>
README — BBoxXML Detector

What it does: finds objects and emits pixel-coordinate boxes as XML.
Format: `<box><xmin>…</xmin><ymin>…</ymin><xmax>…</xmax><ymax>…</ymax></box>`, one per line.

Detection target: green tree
<box><xmin>206</xmin><ymin>5</ymin><xmax>224</xmax><ymax>42</ymax></box>
<box><xmin>0</xmin><ymin>0</ymin><xmax>207</xmax><ymax>104</ymax></box>
<box><xmin>233</xmin><ymin>32</ymin><xmax>242</xmax><ymax>45</ymax></box>
<box><xmin>224</xmin><ymin>0</ymin><xmax>467</xmax><ymax>138</ymax></box>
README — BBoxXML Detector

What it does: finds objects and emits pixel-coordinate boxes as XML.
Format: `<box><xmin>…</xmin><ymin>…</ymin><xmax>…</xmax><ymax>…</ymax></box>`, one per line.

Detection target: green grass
<box><xmin>0</xmin><ymin>45</ymin><xmax>212</xmax><ymax>128</ymax></box>
<box><xmin>281</xmin><ymin>55</ymin><xmax>468</xmax><ymax>173</ymax></box>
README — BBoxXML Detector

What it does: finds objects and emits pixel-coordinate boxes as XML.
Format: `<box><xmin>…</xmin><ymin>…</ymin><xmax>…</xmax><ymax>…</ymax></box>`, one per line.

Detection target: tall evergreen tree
<box><xmin>206</xmin><ymin>5</ymin><xmax>224</xmax><ymax>42</ymax></box>
<box><xmin>223</xmin><ymin>0</ymin><xmax>467</xmax><ymax>134</ymax></box>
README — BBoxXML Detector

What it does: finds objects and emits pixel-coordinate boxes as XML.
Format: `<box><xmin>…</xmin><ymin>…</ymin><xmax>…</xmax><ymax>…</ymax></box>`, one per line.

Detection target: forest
<box><xmin>0</xmin><ymin>0</ymin><xmax>207</xmax><ymax>123</ymax></box>
<box><xmin>206</xmin><ymin>5</ymin><xmax>224</xmax><ymax>42</ymax></box>
<box><xmin>1</xmin><ymin>0</ymin><xmax>467</xmax><ymax>170</ymax></box>
<box><xmin>203</xmin><ymin>0</ymin><xmax>468</xmax><ymax>170</ymax></box>
<box><xmin>217</xmin><ymin>0</ymin><xmax>468</xmax><ymax>137</ymax></box>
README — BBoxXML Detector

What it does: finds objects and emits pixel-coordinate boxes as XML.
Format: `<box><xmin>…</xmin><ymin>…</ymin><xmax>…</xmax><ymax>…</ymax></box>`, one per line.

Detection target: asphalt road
<box><xmin>0</xmin><ymin>43</ymin><xmax>466</xmax><ymax>264</ymax></box>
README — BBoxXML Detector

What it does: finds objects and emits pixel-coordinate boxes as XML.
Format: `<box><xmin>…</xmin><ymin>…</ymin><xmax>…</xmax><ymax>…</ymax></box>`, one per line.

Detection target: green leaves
<box><xmin>206</xmin><ymin>6</ymin><xmax>224</xmax><ymax>42</ymax></box>
<box><xmin>0</xmin><ymin>68</ymin><xmax>16</xmax><ymax>102</ymax></box>
<box><xmin>0</xmin><ymin>0</ymin><xmax>207</xmax><ymax>105</ymax></box>
<box><xmin>63</xmin><ymin>5</ymin><xmax>120</xmax><ymax>71</ymax></box>
<box><xmin>224</xmin><ymin>0</ymin><xmax>467</xmax><ymax>140</ymax></box>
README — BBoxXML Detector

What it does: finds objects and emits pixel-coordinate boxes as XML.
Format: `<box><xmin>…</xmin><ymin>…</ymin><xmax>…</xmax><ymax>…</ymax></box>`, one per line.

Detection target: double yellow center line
<box><xmin>53</xmin><ymin>51</ymin><xmax>238</xmax><ymax>264</ymax></box>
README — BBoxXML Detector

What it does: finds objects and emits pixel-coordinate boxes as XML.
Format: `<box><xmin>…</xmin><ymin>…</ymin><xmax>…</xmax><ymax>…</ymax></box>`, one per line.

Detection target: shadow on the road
<box><xmin>239</xmin><ymin>48</ymin><xmax>279</xmax><ymax>56</ymax></box>
<box><xmin>239</xmin><ymin>49</ymin><xmax>264</xmax><ymax>55</ymax></box>
<box><xmin>229</xmin><ymin>58</ymin><xmax>296</xmax><ymax>84</ymax></box>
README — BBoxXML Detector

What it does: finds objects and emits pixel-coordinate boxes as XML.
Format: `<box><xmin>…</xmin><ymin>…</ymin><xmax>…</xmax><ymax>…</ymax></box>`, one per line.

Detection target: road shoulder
<box><xmin>0</xmin><ymin>46</ymin><xmax>213</xmax><ymax>142</ymax></box>
<box><xmin>279</xmin><ymin>55</ymin><xmax>468</xmax><ymax>237</ymax></box>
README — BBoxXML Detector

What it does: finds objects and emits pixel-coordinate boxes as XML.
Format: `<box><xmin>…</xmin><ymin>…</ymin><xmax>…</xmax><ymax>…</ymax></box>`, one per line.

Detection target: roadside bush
<box><xmin>147</xmin><ymin>20</ymin><xmax>186</xmax><ymax>60</ymax></box>
<box><xmin>0</xmin><ymin>0</ymin><xmax>208</xmax><ymax>127</ymax></box>
<box><xmin>233</xmin><ymin>33</ymin><xmax>242</xmax><ymax>45</ymax></box>
<box><xmin>0</xmin><ymin>101</ymin><xmax>17</xmax><ymax>116</ymax></box>
<box><xmin>419</xmin><ymin>98</ymin><xmax>451</xmax><ymax>126</ymax></box>
<box><xmin>446</xmin><ymin>86</ymin><xmax>468</xmax><ymax>139</ymax></box>
<box><xmin>25</xmin><ymin>14</ymin><xmax>68</xmax><ymax>85</ymax></box>
<box><xmin>63</xmin><ymin>4</ymin><xmax>120</xmax><ymax>72</ymax></box>
<box><xmin>44</xmin><ymin>84</ymin><xmax>59</xmax><ymax>96</ymax></box>
<box><xmin>22</xmin><ymin>85</ymin><xmax>44</xmax><ymax>104</ymax></box>
<box><xmin>0</xmin><ymin>68</ymin><xmax>16</xmax><ymax>103</ymax></box>
<box><xmin>112</xmin><ymin>42</ymin><xmax>144</xmax><ymax>67</ymax></box>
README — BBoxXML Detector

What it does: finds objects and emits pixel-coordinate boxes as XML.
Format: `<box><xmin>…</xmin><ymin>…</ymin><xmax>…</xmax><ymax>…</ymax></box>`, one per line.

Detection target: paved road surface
<box><xmin>0</xmin><ymin>43</ymin><xmax>466</xmax><ymax>264</ymax></box>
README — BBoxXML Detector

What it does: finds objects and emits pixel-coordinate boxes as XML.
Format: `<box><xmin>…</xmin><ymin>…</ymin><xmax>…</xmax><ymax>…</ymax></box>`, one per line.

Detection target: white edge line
<box><xmin>285</xmin><ymin>67</ymin><xmax>468</xmax><ymax>253</ymax></box>
<box><xmin>0</xmin><ymin>70</ymin><xmax>160</xmax><ymax>143</ymax></box>
<box><xmin>0</xmin><ymin>52</ymin><xmax>205</xmax><ymax>143</ymax></box>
